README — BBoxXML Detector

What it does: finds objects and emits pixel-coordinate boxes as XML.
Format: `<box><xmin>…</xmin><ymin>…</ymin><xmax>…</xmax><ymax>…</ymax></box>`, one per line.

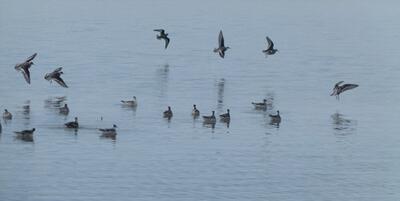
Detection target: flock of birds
<box><xmin>1</xmin><ymin>29</ymin><xmax>359</xmax><ymax>141</ymax></box>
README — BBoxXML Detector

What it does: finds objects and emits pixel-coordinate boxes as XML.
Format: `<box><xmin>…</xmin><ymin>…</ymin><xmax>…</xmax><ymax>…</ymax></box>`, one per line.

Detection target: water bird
<box><xmin>192</xmin><ymin>104</ymin><xmax>200</xmax><ymax>117</ymax></box>
<box><xmin>14</xmin><ymin>53</ymin><xmax>37</xmax><ymax>84</ymax></box>
<box><xmin>252</xmin><ymin>99</ymin><xmax>268</xmax><ymax>110</ymax></box>
<box><xmin>99</xmin><ymin>124</ymin><xmax>117</xmax><ymax>133</ymax></box>
<box><xmin>3</xmin><ymin>109</ymin><xmax>12</xmax><ymax>119</ymax></box>
<box><xmin>99</xmin><ymin>125</ymin><xmax>117</xmax><ymax>138</ymax></box>
<box><xmin>163</xmin><ymin>106</ymin><xmax>173</xmax><ymax>118</ymax></box>
<box><xmin>14</xmin><ymin>128</ymin><xmax>35</xmax><ymax>137</ymax></box>
<box><xmin>269</xmin><ymin>110</ymin><xmax>281</xmax><ymax>122</ymax></box>
<box><xmin>121</xmin><ymin>96</ymin><xmax>137</xmax><ymax>107</ymax></box>
<box><xmin>154</xmin><ymin>29</ymin><xmax>170</xmax><ymax>49</ymax></box>
<box><xmin>203</xmin><ymin>111</ymin><xmax>216</xmax><ymax>124</ymax></box>
<box><xmin>44</xmin><ymin>67</ymin><xmax>68</xmax><ymax>88</ymax></box>
<box><xmin>59</xmin><ymin>104</ymin><xmax>69</xmax><ymax>115</ymax></box>
<box><xmin>65</xmin><ymin>117</ymin><xmax>79</xmax><ymax>128</ymax></box>
<box><xmin>331</xmin><ymin>81</ymin><xmax>359</xmax><ymax>100</ymax></box>
<box><xmin>213</xmin><ymin>30</ymin><xmax>230</xmax><ymax>58</ymax></box>
<box><xmin>262</xmin><ymin>37</ymin><xmax>278</xmax><ymax>55</ymax></box>
<box><xmin>220</xmin><ymin>109</ymin><xmax>230</xmax><ymax>122</ymax></box>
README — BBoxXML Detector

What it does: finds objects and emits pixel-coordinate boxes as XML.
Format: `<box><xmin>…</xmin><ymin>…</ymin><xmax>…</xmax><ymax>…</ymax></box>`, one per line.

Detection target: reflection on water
<box><xmin>216</xmin><ymin>78</ymin><xmax>225</xmax><ymax>111</ymax></box>
<box><xmin>15</xmin><ymin>134</ymin><xmax>34</xmax><ymax>142</ymax></box>
<box><xmin>156</xmin><ymin>64</ymin><xmax>169</xmax><ymax>98</ymax></box>
<box><xmin>331</xmin><ymin>112</ymin><xmax>357</xmax><ymax>136</ymax></box>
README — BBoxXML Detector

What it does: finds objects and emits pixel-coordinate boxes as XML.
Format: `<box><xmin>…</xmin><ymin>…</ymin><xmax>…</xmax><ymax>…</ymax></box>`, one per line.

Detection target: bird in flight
<box><xmin>262</xmin><ymin>37</ymin><xmax>278</xmax><ymax>56</ymax></box>
<box><xmin>213</xmin><ymin>30</ymin><xmax>230</xmax><ymax>58</ymax></box>
<box><xmin>154</xmin><ymin>29</ymin><xmax>170</xmax><ymax>49</ymax></box>
<box><xmin>15</xmin><ymin>53</ymin><xmax>37</xmax><ymax>84</ymax></box>
<box><xmin>331</xmin><ymin>81</ymin><xmax>358</xmax><ymax>100</ymax></box>
<box><xmin>44</xmin><ymin>67</ymin><xmax>68</xmax><ymax>88</ymax></box>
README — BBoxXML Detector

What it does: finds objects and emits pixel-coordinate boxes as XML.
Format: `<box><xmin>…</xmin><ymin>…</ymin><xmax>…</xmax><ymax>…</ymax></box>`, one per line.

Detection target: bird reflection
<box><xmin>216</xmin><ymin>78</ymin><xmax>225</xmax><ymax>111</ymax></box>
<box><xmin>331</xmin><ymin>112</ymin><xmax>356</xmax><ymax>136</ymax></box>
<box><xmin>156</xmin><ymin>64</ymin><xmax>169</xmax><ymax>98</ymax></box>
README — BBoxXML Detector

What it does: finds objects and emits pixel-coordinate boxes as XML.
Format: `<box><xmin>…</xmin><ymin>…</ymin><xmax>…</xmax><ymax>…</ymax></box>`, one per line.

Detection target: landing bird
<box><xmin>154</xmin><ymin>29</ymin><xmax>170</xmax><ymax>49</ymax></box>
<box><xmin>331</xmin><ymin>81</ymin><xmax>359</xmax><ymax>100</ymax></box>
<box><xmin>44</xmin><ymin>67</ymin><xmax>68</xmax><ymax>88</ymax></box>
<box><xmin>213</xmin><ymin>30</ymin><xmax>230</xmax><ymax>58</ymax></box>
<box><xmin>262</xmin><ymin>37</ymin><xmax>278</xmax><ymax>55</ymax></box>
<box><xmin>15</xmin><ymin>53</ymin><xmax>37</xmax><ymax>84</ymax></box>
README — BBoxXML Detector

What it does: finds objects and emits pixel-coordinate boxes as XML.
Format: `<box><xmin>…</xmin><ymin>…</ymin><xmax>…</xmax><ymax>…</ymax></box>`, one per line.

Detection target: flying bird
<box><xmin>44</xmin><ymin>67</ymin><xmax>68</xmax><ymax>88</ymax></box>
<box><xmin>262</xmin><ymin>37</ymin><xmax>278</xmax><ymax>55</ymax></box>
<box><xmin>154</xmin><ymin>29</ymin><xmax>170</xmax><ymax>49</ymax></box>
<box><xmin>331</xmin><ymin>81</ymin><xmax>359</xmax><ymax>100</ymax></box>
<box><xmin>15</xmin><ymin>53</ymin><xmax>37</xmax><ymax>84</ymax></box>
<box><xmin>213</xmin><ymin>30</ymin><xmax>230</xmax><ymax>58</ymax></box>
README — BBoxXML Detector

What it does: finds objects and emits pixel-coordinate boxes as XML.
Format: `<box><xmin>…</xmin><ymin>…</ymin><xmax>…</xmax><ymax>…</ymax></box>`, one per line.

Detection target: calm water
<box><xmin>1</xmin><ymin>0</ymin><xmax>400</xmax><ymax>200</ymax></box>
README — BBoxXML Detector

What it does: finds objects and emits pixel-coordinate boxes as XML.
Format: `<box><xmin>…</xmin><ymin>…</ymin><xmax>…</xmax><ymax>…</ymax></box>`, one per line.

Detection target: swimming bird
<box><xmin>252</xmin><ymin>99</ymin><xmax>268</xmax><ymax>110</ymax></box>
<box><xmin>99</xmin><ymin>125</ymin><xmax>117</xmax><ymax>138</ymax></box>
<box><xmin>65</xmin><ymin>117</ymin><xmax>79</xmax><ymax>128</ymax></box>
<box><xmin>3</xmin><ymin>109</ymin><xmax>12</xmax><ymax>119</ymax></box>
<box><xmin>59</xmin><ymin>104</ymin><xmax>69</xmax><ymax>115</ymax></box>
<box><xmin>331</xmin><ymin>81</ymin><xmax>359</xmax><ymax>100</ymax></box>
<box><xmin>213</xmin><ymin>30</ymin><xmax>230</xmax><ymax>58</ymax></box>
<box><xmin>220</xmin><ymin>109</ymin><xmax>230</xmax><ymax>122</ymax></box>
<box><xmin>44</xmin><ymin>67</ymin><xmax>68</xmax><ymax>88</ymax></box>
<box><xmin>262</xmin><ymin>37</ymin><xmax>278</xmax><ymax>55</ymax></box>
<box><xmin>163</xmin><ymin>106</ymin><xmax>173</xmax><ymax>118</ymax></box>
<box><xmin>121</xmin><ymin>96</ymin><xmax>137</xmax><ymax>107</ymax></box>
<box><xmin>99</xmin><ymin>124</ymin><xmax>117</xmax><ymax>133</ymax></box>
<box><xmin>269</xmin><ymin>110</ymin><xmax>281</xmax><ymax>122</ymax></box>
<box><xmin>203</xmin><ymin>111</ymin><xmax>216</xmax><ymax>124</ymax></box>
<box><xmin>14</xmin><ymin>128</ymin><xmax>35</xmax><ymax>137</ymax></box>
<box><xmin>15</xmin><ymin>53</ymin><xmax>37</xmax><ymax>84</ymax></box>
<box><xmin>154</xmin><ymin>29</ymin><xmax>170</xmax><ymax>49</ymax></box>
<box><xmin>192</xmin><ymin>104</ymin><xmax>200</xmax><ymax>117</ymax></box>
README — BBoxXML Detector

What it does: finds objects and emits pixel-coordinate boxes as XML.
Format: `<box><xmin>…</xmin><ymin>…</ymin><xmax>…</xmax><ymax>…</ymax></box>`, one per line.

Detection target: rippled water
<box><xmin>1</xmin><ymin>0</ymin><xmax>400</xmax><ymax>200</ymax></box>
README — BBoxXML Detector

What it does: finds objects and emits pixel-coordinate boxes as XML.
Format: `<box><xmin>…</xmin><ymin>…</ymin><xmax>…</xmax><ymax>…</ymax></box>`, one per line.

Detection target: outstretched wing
<box><xmin>54</xmin><ymin>75</ymin><xmax>68</xmax><ymax>88</ymax></box>
<box><xmin>53</xmin><ymin>67</ymin><xmax>63</xmax><ymax>73</ymax></box>
<box><xmin>341</xmin><ymin>84</ymin><xmax>358</xmax><ymax>93</ymax></box>
<box><xmin>266</xmin><ymin>37</ymin><xmax>274</xmax><ymax>50</ymax></box>
<box><xmin>218</xmin><ymin>30</ymin><xmax>224</xmax><ymax>48</ymax></box>
<box><xmin>334</xmin><ymin>81</ymin><xmax>344</xmax><ymax>88</ymax></box>
<box><xmin>21</xmin><ymin>68</ymin><xmax>31</xmax><ymax>84</ymax></box>
<box><xmin>164</xmin><ymin>37</ymin><xmax>170</xmax><ymax>49</ymax></box>
<box><xmin>153</xmin><ymin>29</ymin><xmax>165</xmax><ymax>33</ymax></box>
<box><xmin>25</xmin><ymin>53</ymin><xmax>37</xmax><ymax>62</ymax></box>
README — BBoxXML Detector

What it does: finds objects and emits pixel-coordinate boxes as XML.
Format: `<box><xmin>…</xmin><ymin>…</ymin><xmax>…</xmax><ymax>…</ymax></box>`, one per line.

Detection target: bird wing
<box><xmin>53</xmin><ymin>67</ymin><xmax>63</xmax><ymax>73</ymax></box>
<box><xmin>266</xmin><ymin>37</ymin><xmax>274</xmax><ymax>50</ymax></box>
<box><xmin>25</xmin><ymin>53</ymin><xmax>37</xmax><ymax>62</ymax></box>
<box><xmin>341</xmin><ymin>84</ymin><xmax>358</xmax><ymax>92</ymax></box>
<box><xmin>153</xmin><ymin>29</ymin><xmax>165</xmax><ymax>33</ymax></box>
<box><xmin>164</xmin><ymin>37</ymin><xmax>170</xmax><ymax>49</ymax></box>
<box><xmin>21</xmin><ymin>67</ymin><xmax>31</xmax><ymax>84</ymax></box>
<box><xmin>334</xmin><ymin>81</ymin><xmax>344</xmax><ymax>87</ymax></box>
<box><xmin>53</xmin><ymin>74</ymin><xmax>68</xmax><ymax>88</ymax></box>
<box><xmin>218</xmin><ymin>30</ymin><xmax>224</xmax><ymax>47</ymax></box>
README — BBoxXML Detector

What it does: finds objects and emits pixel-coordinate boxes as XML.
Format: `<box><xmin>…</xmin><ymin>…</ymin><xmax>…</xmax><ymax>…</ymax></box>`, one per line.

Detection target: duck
<box><xmin>331</xmin><ymin>81</ymin><xmax>359</xmax><ymax>100</ymax></box>
<box><xmin>213</xmin><ymin>30</ymin><xmax>230</xmax><ymax>58</ymax></box>
<box><xmin>154</xmin><ymin>29</ymin><xmax>170</xmax><ymax>49</ymax></box>
<box><xmin>121</xmin><ymin>96</ymin><xmax>137</xmax><ymax>107</ymax></box>
<box><xmin>3</xmin><ymin>109</ymin><xmax>12</xmax><ymax>119</ymax></box>
<box><xmin>59</xmin><ymin>104</ymin><xmax>69</xmax><ymax>115</ymax></box>
<box><xmin>269</xmin><ymin>110</ymin><xmax>281</xmax><ymax>122</ymax></box>
<box><xmin>14</xmin><ymin>53</ymin><xmax>37</xmax><ymax>84</ymax></box>
<box><xmin>220</xmin><ymin>109</ymin><xmax>230</xmax><ymax>122</ymax></box>
<box><xmin>163</xmin><ymin>106</ymin><xmax>173</xmax><ymax>118</ymax></box>
<box><xmin>252</xmin><ymin>99</ymin><xmax>268</xmax><ymax>110</ymax></box>
<box><xmin>44</xmin><ymin>67</ymin><xmax>68</xmax><ymax>88</ymax></box>
<box><xmin>99</xmin><ymin>125</ymin><xmax>117</xmax><ymax>138</ymax></box>
<box><xmin>65</xmin><ymin>117</ymin><xmax>79</xmax><ymax>128</ymax></box>
<box><xmin>192</xmin><ymin>104</ymin><xmax>200</xmax><ymax>117</ymax></box>
<box><xmin>14</xmin><ymin>128</ymin><xmax>35</xmax><ymax>137</ymax></box>
<box><xmin>262</xmin><ymin>37</ymin><xmax>278</xmax><ymax>55</ymax></box>
<box><xmin>203</xmin><ymin>111</ymin><xmax>216</xmax><ymax>124</ymax></box>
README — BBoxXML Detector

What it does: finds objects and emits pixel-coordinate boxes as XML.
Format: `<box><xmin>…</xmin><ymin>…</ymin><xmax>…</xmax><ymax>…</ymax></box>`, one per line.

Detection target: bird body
<box><xmin>192</xmin><ymin>104</ymin><xmax>200</xmax><ymax>117</ymax></box>
<box><xmin>203</xmin><ymin>111</ymin><xmax>216</xmax><ymax>124</ymax></box>
<box><xmin>154</xmin><ymin>29</ymin><xmax>170</xmax><ymax>49</ymax></box>
<box><xmin>44</xmin><ymin>67</ymin><xmax>68</xmax><ymax>88</ymax></box>
<box><xmin>269</xmin><ymin>110</ymin><xmax>281</xmax><ymax>122</ymax></box>
<box><xmin>163</xmin><ymin>106</ymin><xmax>173</xmax><ymax>118</ymax></box>
<box><xmin>220</xmin><ymin>109</ymin><xmax>230</xmax><ymax>122</ymax></box>
<box><xmin>65</xmin><ymin>117</ymin><xmax>79</xmax><ymax>128</ymax></box>
<box><xmin>121</xmin><ymin>96</ymin><xmax>137</xmax><ymax>107</ymax></box>
<box><xmin>252</xmin><ymin>99</ymin><xmax>268</xmax><ymax>110</ymax></box>
<box><xmin>3</xmin><ymin>109</ymin><xmax>12</xmax><ymax>119</ymax></box>
<box><xmin>214</xmin><ymin>30</ymin><xmax>230</xmax><ymax>58</ymax></box>
<box><xmin>262</xmin><ymin>37</ymin><xmax>278</xmax><ymax>55</ymax></box>
<box><xmin>331</xmin><ymin>81</ymin><xmax>359</xmax><ymax>100</ymax></box>
<box><xmin>14</xmin><ymin>128</ymin><xmax>35</xmax><ymax>137</ymax></box>
<box><xmin>60</xmin><ymin>104</ymin><xmax>69</xmax><ymax>115</ymax></box>
<box><xmin>15</xmin><ymin>53</ymin><xmax>37</xmax><ymax>84</ymax></box>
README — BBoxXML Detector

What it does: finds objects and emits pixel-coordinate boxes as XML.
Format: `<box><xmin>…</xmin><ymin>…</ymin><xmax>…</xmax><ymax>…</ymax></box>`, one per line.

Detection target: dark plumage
<box><xmin>15</xmin><ymin>53</ymin><xmax>37</xmax><ymax>84</ymax></box>
<box><xmin>203</xmin><ymin>111</ymin><xmax>216</xmax><ymax>124</ymax></box>
<box><xmin>99</xmin><ymin>124</ymin><xmax>117</xmax><ymax>133</ymax></box>
<box><xmin>59</xmin><ymin>104</ymin><xmax>69</xmax><ymax>115</ymax></box>
<box><xmin>220</xmin><ymin>109</ymin><xmax>230</xmax><ymax>122</ymax></box>
<box><xmin>44</xmin><ymin>67</ymin><xmax>68</xmax><ymax>88</ymax></box>
<box><xmin>269</xmin><ymin>110</ymin><xmax>281</xmax><ymax>122</ymax></box>
<box><xmin>213</xmin><ymin>30</ymin><xmax>230</xmax><ymax>58</ymax></box>
<box><xmin>192</xmin><ymin>104</ymin><xmax>200</xmax><ymax>117</ymax></box>
<box><xmin>14</xmin><ymin>128</ymin><xmax>35</xmax><ymax>136</ymax></box>
<box><xmin>154</xmin><ymin>29</ymin><xmax>170</xmax><ymax>49</ymax></box>
<box><xmin>331</xmin><ymin>81</ymin><xmax>359</xmax><ymax>100</ymax></box>
<box><xmin>262</xmin><ymin>37</ymin><xmax>278</xmax><ymax>55</ymax></box>
<box><xmin>252</xmin><ymin>99</ymin><xmax>268</xmax><ymax>110</ymax></box>
<box><xmin>163</xmin><ymin>106</ymin><xmax>173</xmax><ymax>118</ymax></box>
<box><xmin>65</xmin><ymin>117</ymin><xmax>79</xmax><ymax>128</ymax></box>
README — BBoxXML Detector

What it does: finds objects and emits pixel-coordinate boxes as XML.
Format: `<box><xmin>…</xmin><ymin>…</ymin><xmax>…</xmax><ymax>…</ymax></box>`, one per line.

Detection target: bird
<box><xmin>213</xmin><ymin>30</ymin><xmax>230</xmax><ymax>58</ymax></box>
<box><xmin>269</xmin><ymin>110</ymin><xmax>281</xmax><ymax>122</ymax></box>
<box><xmin>220</xmin><ymin>109</ymin><xmax>230</xmax><ymax>122</ymax></box>
<box><xmin>14</xmin><ymin>128</ymin><xmax>35</xmax><ymax>137</ymax></box>
<box><xmin>203</xmin><ymin>111</ymin><xmax>216</xmax><ymax>124</ymax></box>
<box><xmin>99</xmin><ymin>124</ymin><xmax>117</xmax><ymax>133</ymax></box>
<box><xmin>121</xmin><ymin>96</ymin><xmax>137</xmax><ymax>107</ymax></box>
<box><xmin>262</xmin><ymin>37</ymin><xmax>278</xmax><ymax>55</ymax></box>
<box><xmin>59</xmin><ymin>104</ymin><xmax>69</xmax><ymax>115</ymax></box>
<box><xmin>154</xmin><ymin>29</ymin><xmax>170</xmax><ymax>49</ymax></box>
<box><xmin>14</xmin><ymin>53</ymin><xmax>37</xmax><ymax>84</ymax></box>
<box><xmin>65</xmin><ymin>117</ymin><xmax>79</xmax><ymax>128</ymax></box>
<box><xmin>252</xmin><ymin>99</ymin><xmax>268</xmax><ymax>110</ymax></box>
<box><xmin>331</xmin><ymin>81</ymin><xmax>359</xmax><ymax>100</ymax></box>
<box><xmin>192</xmin><ymin>104</ymin><xmax>200</xmax><ymax>117</ymax></box>
<box><xmin>3</xmin><ymin>109</ymin><xmax>12</xmax><ymax>119</ymax></box>
<box><xmin>44</xmin><ymin>67</ymin><xmax>68</xmax><ymax>88</ymax></box>
<box><xmin>163</xmin><ymin>106</ymin><xmax>173</xmax><ymax>118</ymax></box>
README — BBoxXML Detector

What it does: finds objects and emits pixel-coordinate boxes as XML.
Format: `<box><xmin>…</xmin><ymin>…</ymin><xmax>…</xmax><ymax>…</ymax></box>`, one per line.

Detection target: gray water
<box><xmin>1</xmin><ymin>0</ymin><xmax>400</xmax><ymax>200</ymax></box>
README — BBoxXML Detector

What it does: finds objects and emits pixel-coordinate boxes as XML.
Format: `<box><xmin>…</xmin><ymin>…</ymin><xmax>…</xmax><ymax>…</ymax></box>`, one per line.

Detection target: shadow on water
<box><xmin>331</xmin><ymin>112</ymin><xmax>357</xmax><ymax>136</ymax></box>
